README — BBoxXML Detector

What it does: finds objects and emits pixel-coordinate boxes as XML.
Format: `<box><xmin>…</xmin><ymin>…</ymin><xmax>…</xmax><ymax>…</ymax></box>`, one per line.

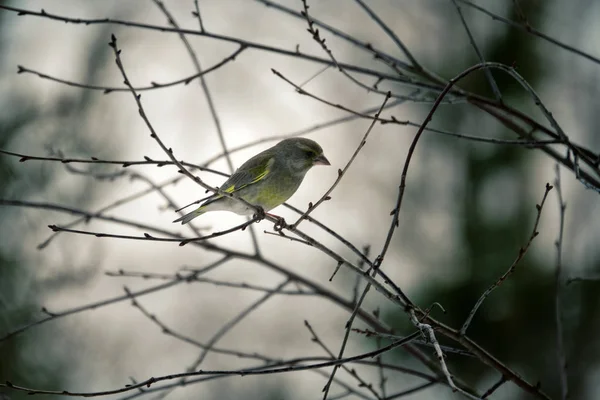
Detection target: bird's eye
<box><xmin>297</xmin><ymin>144</ymin><xmax>317</xmax><ymax>158</ymax></box>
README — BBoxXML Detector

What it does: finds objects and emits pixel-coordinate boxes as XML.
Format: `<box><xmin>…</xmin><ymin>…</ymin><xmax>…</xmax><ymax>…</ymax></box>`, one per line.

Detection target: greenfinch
<box><xmin>174</xmin><ymin>138</ymin><xmax>330</xmax><ymax>224</ymax></box>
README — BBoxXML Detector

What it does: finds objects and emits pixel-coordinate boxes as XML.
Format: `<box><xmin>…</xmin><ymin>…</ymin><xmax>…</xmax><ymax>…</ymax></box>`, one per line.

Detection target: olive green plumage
<box><xmin>174</xmin><ymin>138</ymin><xmax>330</xmax><ymax>224</ymax></box>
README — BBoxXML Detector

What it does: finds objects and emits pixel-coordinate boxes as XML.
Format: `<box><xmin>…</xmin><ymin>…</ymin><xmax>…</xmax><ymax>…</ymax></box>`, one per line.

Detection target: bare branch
<box><xmin>553</xmin><ymin>165</ymin><xmax>569</xmax><ymax>400</ymax></box>
<box><xmin>304</xmin><ymin>321</ymin><xmax>382</xmax><ymax>400</ymax></box>
<box><xmin>270</xmin><ymin>69</ymin><xmax>562</xmax><ymax>147</ymax></box>
<box><xmin>0</xmin><ymin>333</ymin><xmax>420</xmax><ymax>397</ymax></box>
<box><xmin>0</xmin><ymin>257</ymin><xmax>230</xmax><ymax>343</ymax></box>
<box><xmin>0</xmin><ymin>148</ymin><xmax>227</xmax><ymax>176</ymax></box>
<box><xmin>300</xmin><ymin>0</ymin><xmax>399</xmax><ymax>98</ymax></box>
<box><xmin>107</xmin><ymin>269</ymin><xmax>313</xmax><ymax>296</ymax></box>
<box><xmin>460</xmin><ymin>183</ymin><xmax>553</xmax><ymax>336</ymax></box>
<box><xmin>320</xmin><ymin>265</ymin><xmax>380</xmax><ymax>398</ymax></box>
<box><xmin>481</xmin><ymin>375</ymin><xmax>508</xmax><ymax>399</ymax></box>
<box><xmin>449</xmin><ymin>0</ymin><xmax>502</xmax><ymax>100</ymax></box>
<box><xmin>457</xmin><ymin>0</ymin><xmax>600</xmax><ymax>66</ymax></box>
<box><xmin>152</xmin><ymin>0</ymin><xmax>263</xmax><ymax>255</ymax></box>
<box><xmin>255</xmin><ymin>0</ymin><xmax>413</xmax><ymax>72</ymax></box>
<box><xmin>108</xmin><ymin>34</ymin><xmax>264</xmax><ymax>217</ymax></box>
<box><xmin>292</xmin><ymin>91</ymin><xmax>391</xmax><ymax>229</ymax></box>
<box><xmin>15</xmin><ymin>45</ymin><xmax>244</xmax><ymax>94</ymax></box>
<box><xmin>47</xmin><ymin>218</ymin><xmax>258</xmax><ymax>247</ymax></box>
<box><xmin>409</xmin><ymin>310</ymin><xmax>480</xmax><ymax>400</ymax></box>
<box><xmin>353</xmin><ymin>0</ymin><xmax>422</xmax><ymax>71</ymax></box>
<box><xmin>0</xmin><ymin>4</ymin><xmax>405</xmax><ymax>82</ymax></box>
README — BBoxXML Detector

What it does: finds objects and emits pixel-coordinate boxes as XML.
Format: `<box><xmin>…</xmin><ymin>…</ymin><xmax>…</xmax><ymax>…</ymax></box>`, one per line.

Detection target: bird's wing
<box><xmin>202</xmin><ymin>152</ymin><xmax>275</xmax><ymax>206</ymax></box>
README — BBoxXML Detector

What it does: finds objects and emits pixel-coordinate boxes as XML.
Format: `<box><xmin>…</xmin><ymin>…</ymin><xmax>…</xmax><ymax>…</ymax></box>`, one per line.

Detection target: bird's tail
<box><xmin>173</xmin><ymin>207</ymin><xmax>205</xmax><ymax>225</ymax></box>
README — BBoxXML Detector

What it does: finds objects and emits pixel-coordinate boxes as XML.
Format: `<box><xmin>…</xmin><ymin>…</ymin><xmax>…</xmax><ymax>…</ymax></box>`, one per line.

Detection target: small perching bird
<box><xmin>174</xmin><ymin>138</ymin><xmax>330</xmax><ymax>224</ymax></box>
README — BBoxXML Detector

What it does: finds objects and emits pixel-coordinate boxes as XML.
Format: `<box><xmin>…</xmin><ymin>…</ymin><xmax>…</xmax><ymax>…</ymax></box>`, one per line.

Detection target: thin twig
<box><xmin>270</xmin><ymin>69</ymin><xmax>560</xmax><ymax>147</ymax></box>
<box><xmin>109</xmin><ymin>356</ymin><xmax>442</xmax><ymax>400</ymax></box>
<box><xmin>321</xmin><ymin>265</ymin><xmax>381</xmax><ymax>399</ymax></box>
<box><xmin>460</xmin><ymin>183</ymin><xmax>553</xmax><ymax>336</ymax></box>
<box><xmin>353</xmin><ymin>0</ymin><xmax>422</xmax><ymax>71</ymax></box>
<box><xmin>481</xmin><ymin>375</ymin><xmax>508</xmax><ymax>399</ymax></box>
<box><xmin>3</xmin><ymin>3</ymin><xmax>599</xmax><ymax>181</ymax></box>
<box><xmin>376</xmin><ymin>336</ymin><xmax>387</xmax><ymax>398</ymax></box>
<box><xmin>153</xmin><ymin>0</ymin><xmax>263</xmax><ymax>256</ymax></box>
<box><xmin>300</xmin><ymin>0</ymin><xmax>394</xmax><ymax>98</ymax></box>
<box><xmin>409</xmin><ymin>310</ymin><xmax>480</xmax><ymax>400</ymax></box>
<box><xmin>107</xmin><ymin>269</ymin><xmax>312</xmax><ymax>295</ymax></box>
<box><xmin>352</xmin><ymin>245</ymin><xmax>371</xmax><ymax>303</ymax></box>
<box><xmin>449</xmin><ymin>0</ymin><xmax>502</xmax><ymax>100</ymax></box>
<box><xmin>0</xmin><ymin>4</ymin><xmax>405</xmax><ymax>83</ymax></box>
<box><xmin>0</xmin><ymin>148</ymin><xmax>227</xmax><ymax>176</ymax></box>
<box><xmin>255</xmin><ymin>0</ymin><xmax>413</xmax><ymax>72</ymax></box>
<box><xmin>373</xmin><ymin>60</ymin><xmax>572</xmax><ymax>308</ymax></box>
<box><xmin>6</xmin><ymin>137</ymin><xmax>378</xmax><ymax>271</ymax></box>
<box><xmin>148</xmin><ymin>277</ymin><xmax>292</xmax><ymax>400</ymax></box>
<box><xmin>199</xmin><ymin>97</ymin><xmax>409</xmax><ymax>166</ymax></box>
<box><xmin>15</xmin><ymin>45</ymin><xmax>244</xmax><ymax>94</ymax></box>
<box><xmin>122</xmin><ymin>286</ymin><xmax>276</xmax><ymax>362</ymax></box>
<box><xmin>187</xmin><ymin>279</ymin><xmax>291</xmax><ymax>370</ymax></box>
<box><xmin>292</xmin><ymin>91</ymin><xmax>391</xmax><ymax>229</ymax></box>
<box><xmin>353</xmin><ymin>328</ymin><xmax>475</xmax><ymax>357</ymax></box>
<box><xmin>457</xmin><ymin>0</ymin><xmax>600</xmax><ymax>66</ymax></box>
<box><xmin>47</xmin><ymin>217</ymin><xmax>258</xmax><ymax>247</ymax></box>
<box><xmin>553</xmin><ymin>165</ymin><xmax>569</xmax><ymax>400</ymax></box>
<box><xmin>121</xmin><ymin>285</ymin><xmax>368</xmax><ymax>400</ymax></box>
<box><xmin>304</xmin><ymin>321</ymin><xmax>382</xmax><ymax>400</ymax></box>
<box><xmin>0</xmin><ymin>257</ymin><xmax>230</xmax><ymax>343</ymax></box>
<box><xmin>263</xmin><ymin>229</ymin><xmax>314</xmax><ymax>246</ymax></box>
<box><xmin>37</xmin><ymin>173</ymin><xmax>186</xmax><ymax>249</ymax></box>
<box><xmin>5</xmin><ymin>3</ymin><xmax>599</xmax><ymax>193</ymax></box>
<box><xmin>0</xmin><ymin>332</ymin><xmax>421</xmax><ymax>397</ymax></box>
<box><xmin>108</xmin><ymin>34</ymin><xmax>265</xmax><ymax>216</ymax></box>
<box><xmin>1</xmin><ymin>195</ymin><xmax>550</xmax><ymax>399</ymax></box>
<box><xmin>0</xmin><ymin>198</ymin><xmax>389</xmax><ymax>341</ymax></box>
<box><xmin>298</xmin><ymin>64</ymin><xmax>332</xmax><ymax>88</ymax></box>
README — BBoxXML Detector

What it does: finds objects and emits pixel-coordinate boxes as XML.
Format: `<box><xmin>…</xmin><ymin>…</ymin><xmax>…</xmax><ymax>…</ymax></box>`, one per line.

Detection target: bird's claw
<box><xmin>253</xmin><ymin>206</ymin><xmax>266</xmax><ymax>221</ymax></box>
<box><xmin>252</xmin><ymin>208</ymin><xmax>286</xmax><ymax>231</ymax></box>
<box><xmin>273</xmin><ymin>217</ymin><xmax>287</xmax><ymax>232</ymax></box>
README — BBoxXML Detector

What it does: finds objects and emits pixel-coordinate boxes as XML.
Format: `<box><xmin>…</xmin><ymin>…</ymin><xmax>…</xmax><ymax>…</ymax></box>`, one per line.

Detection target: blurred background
<box><xmin>1</xmin><ymin>0</ymin><xmax>599</xmax><ymax>399</ymax></box>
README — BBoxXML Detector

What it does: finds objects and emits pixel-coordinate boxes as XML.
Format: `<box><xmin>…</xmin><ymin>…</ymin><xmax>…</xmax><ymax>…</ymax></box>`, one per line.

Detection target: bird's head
<box><xmin>276</xmin><ymin>138</ymin><xmax>330</xmax><ymax>173</ymax></box>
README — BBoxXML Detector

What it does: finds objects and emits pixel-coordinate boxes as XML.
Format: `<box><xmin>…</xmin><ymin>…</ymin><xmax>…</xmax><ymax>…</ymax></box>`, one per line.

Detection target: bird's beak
<box><xmin>313</xmin><ymin>154</ymin><xmax>330</xmax><ymax>166</ymax></box>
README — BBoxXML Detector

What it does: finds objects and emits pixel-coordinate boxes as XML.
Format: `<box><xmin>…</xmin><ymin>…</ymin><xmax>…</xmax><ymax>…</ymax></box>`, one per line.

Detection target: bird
<box><xmin>173</xmin><ymin>138</ymin><xmax>330</xmax><ymax>224</ymax></box>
